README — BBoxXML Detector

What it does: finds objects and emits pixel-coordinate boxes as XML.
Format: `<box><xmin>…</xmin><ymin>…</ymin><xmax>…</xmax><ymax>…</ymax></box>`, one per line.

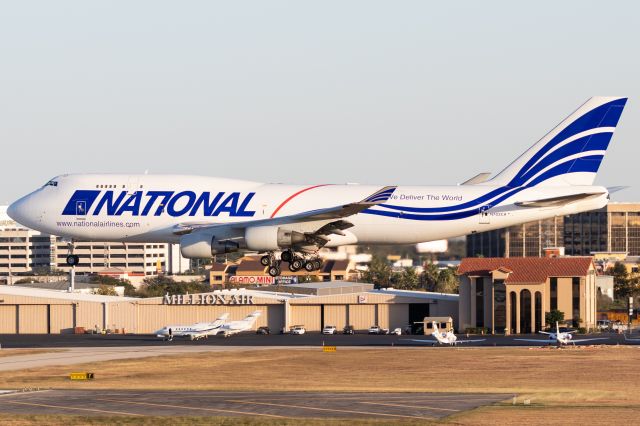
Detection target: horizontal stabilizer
<box><xmin>460</xmin><ymin>172</ymin><xmax>492</xmax><ymax>186</ymax></box>
<box><xmin>515</xmin><ymin>192</ymin><xmax>605</xmax><ymax>208</ymax></box>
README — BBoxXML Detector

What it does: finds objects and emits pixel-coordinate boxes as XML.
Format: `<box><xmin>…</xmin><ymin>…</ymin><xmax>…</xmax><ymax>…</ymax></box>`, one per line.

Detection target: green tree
<box><xmin>434</xmin><ymin>268</ymin><xmax>459</xmax><ymax>294</ymax></box>
<box><xmin>361</xmin><ymin>256</ymin><xmax>393</xmax><ymax>288</ymax></box>
<box><xmin>396</xmin><ymin>267</ymin><xmax>419</xmax><ymax>290</ymax></box>
<box><xmin>609</xmin><ymin>262</ymin><xmax>640</xmax><ymax>301</ymax></box>
<box><xmin>545</xmin><ymin>309</ymin><xmax>565</xmax><ymax>327</ymax></box>
<box><xmin>421</xmin><ymin>262</ymin><xmax>440</xmax><ymax>291</ymax></box>
<box><xmin>137</xmin><ymin>276</ymin><xmax>210</xmax><ymax>297</ymax></box>
<box><xmin>94</xmin><ymin>284</ymin><xmax>117</xmax><ymax>296</ymax></box>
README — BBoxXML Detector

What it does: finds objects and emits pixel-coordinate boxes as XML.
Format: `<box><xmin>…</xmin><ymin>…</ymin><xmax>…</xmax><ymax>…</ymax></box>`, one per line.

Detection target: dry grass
<box><xmin>0</xmin><ymin>349</ymin><xmax>59</xmax><ymax>359</ymax></box>
<box><xmin>1</xmin><ymin>346</ymin><xmax>639</xmax><ymax>424</ymax></box>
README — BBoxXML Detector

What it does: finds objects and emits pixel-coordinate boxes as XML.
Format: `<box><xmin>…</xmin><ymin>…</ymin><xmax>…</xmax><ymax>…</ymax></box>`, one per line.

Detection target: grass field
<box><xmin>1</xmin><ymin>346</ymin><xmax>639</xmax><ymax>424</ymax></box>
<box><xmin>0</xmin><ymin>349</ymin><xmax>57</xmax><ymax>359</ymax></box>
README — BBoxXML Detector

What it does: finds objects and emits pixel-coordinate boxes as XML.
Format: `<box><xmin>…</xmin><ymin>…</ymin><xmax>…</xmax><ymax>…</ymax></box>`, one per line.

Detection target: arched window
<box><xmin>520</xmin><ymin>289</ymin><xmax>532</xmax><ymax>334</ymax></box>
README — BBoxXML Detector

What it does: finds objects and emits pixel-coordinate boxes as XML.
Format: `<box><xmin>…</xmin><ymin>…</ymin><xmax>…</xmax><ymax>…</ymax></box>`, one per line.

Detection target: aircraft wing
<box><xmin>515</xmin><ymin>192</ymin><xmax>606</xmax><ymax>208</ymax></box>
<box><xmin>456</xmin><ymin>339</ymin><xmax>486</xmax><ymax>343</ymax></box>
<box><xmin>570</xmin><ymin>337</ymin><xmax>608</xmax><ymax>343</ymax></box>
<box><xmin>514</xmin><ymin>338</ymin><xmax>552</xmax><ymax>344</ymax></box>
<box><xmin>174</xmin><ymin>186</ymin><xmax>397</xmax><ymax>249</ymax></box>
<box><xmin>401</xmin><ymin>338</ymin><xmax>436</xmax><ymax>344</ymax></box>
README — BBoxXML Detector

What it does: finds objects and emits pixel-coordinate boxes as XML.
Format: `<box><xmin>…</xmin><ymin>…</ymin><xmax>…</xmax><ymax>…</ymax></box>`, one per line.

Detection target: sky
<box><xmin>1</xmin><ymin>1</ymin><xmax>639</xmax><ymax>203</ymax></box>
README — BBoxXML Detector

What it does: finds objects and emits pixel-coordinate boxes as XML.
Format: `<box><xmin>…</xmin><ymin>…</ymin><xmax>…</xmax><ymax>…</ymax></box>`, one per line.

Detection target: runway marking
<box><xmin>3</xmin><ymin>400</ymin><xmax>144</xmax><ymax>416</ymax></box>
<box><xmin>96</xmin><ymin>398</ymin><xmax>286</xmax><ymax>418</ymax></box>
<box><xmin>226</xmin><ymin>399</ymin><xmax>434</xmax><ymax>419</ymax></box>
<box><xmin>357</xmin><ymin>401</ymin><xmax>459</xmax><ymax>412</ymax></box>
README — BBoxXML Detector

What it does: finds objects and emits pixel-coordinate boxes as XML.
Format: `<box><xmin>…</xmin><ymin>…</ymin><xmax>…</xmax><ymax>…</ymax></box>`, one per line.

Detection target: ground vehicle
<box><xmin>368</xmin><ymin>326</ymin><xmax>389</xmax><ymax>335</ymax></box>
<box><xmin>596</xmin><ymin>320</ymin><xmax>611</xmax><ymax>331</ymax></box>
<box><xmin>343</xmin><ymin>325</ymin><xmax>354</xmax><ymax>335</ymax></box>
<box><xmin>322</xmin><ymin>325</ymin><xmax>337</xmax><ymax>335</ymax></box>
<box><xmin>256</xmin><ymin>326</ymin><xmax>270</xmax><ymax>335</ymax></box>
<box><xmin>389</xmin><ymin>328</ymin><xmax>402</xmax><ymax>336</ymax></box>
<box><xmin>290</xmin><ymin>325</ymin><xmax>306</xmax><ymax>335</ymax></box>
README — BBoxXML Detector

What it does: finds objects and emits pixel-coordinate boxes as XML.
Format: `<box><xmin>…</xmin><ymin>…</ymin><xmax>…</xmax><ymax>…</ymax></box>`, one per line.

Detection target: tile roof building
<box><xmin>457</xmin><ymin>257</ymin><xmax>597</xmax><ymax>334</ymax></box>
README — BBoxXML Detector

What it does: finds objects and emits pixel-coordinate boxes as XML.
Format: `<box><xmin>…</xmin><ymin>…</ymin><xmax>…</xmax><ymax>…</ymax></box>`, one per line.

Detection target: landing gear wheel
<box><xmin>260</xmin><ymin>255</ymin><xmax>271</xmax><ymax>266</ymax></box>
<box><xmin>268</xmin><ymin>266</ymin><xmax>281</xmax><ymax>277</ymax></box>
<box><xmin>66</xmin><ymin>254</ymin><xmax>79</xmax><ymax>266</ymax></box>
<box><xmin>288</xmin><ymin>264</ymin><xmax>299</xmax><ymax>272</ymax></box>
<box><xmin>312</xmin><ymin>259</ymin><xmax>322</xmax><ymax>270</ymax></box>
<box><xmin>291</xmin><ymin>259</ymin><xmax>303</xmax><ymax>270</ymax></box>
<box><xmin>304</xmin><ymin>261</ymin><xmax>315</xmax><ymax>272</ymax></box>
<box><xmin>281</xmin><ymin>250</ymin><xmax>293</xmax><ymax>263</ymax></box>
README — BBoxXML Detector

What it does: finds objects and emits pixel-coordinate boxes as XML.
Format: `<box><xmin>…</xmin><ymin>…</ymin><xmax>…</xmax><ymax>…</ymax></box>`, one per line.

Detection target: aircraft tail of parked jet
<box><xmin>483</xmin><ymin>96</ymin><xmax>627</xmax><ymax>188</ymax></box>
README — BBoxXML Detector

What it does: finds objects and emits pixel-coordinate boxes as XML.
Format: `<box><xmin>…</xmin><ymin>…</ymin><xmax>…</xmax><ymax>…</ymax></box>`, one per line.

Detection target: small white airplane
<box><xmin>155</xmin><ymin>313</ymin><xmax>229</xmax><ymax>341</ymax></box>
<box><xmin>404</xmin><ymin>321</ymin><xmax>486</xmax><ymax>346</ymax></box>
<box><xmin>8</xmin><ymin>97</ymin><xmax>628</xmax><ymax>277</ymax></box>
<box><xmin>213</xmin><ymin>310</ymin><xmax>262</xmax><ymax>337</ymax></box>
<box><xmin>515</xmin><ymin>321</ymin><xmax>607</xmax><ymax>346</ymax></box>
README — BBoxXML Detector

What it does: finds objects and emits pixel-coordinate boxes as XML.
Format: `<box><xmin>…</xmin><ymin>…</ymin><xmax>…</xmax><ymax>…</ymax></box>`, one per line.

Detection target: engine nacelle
<box><xmin>244</xmin><ymin>226</ymin><xmax>305</xmax><ymax>252</ymax></box>
<box><xmin>180</xmin><ymin>227</ymin><xmax>243</xmax><ymax>258</ymax></box>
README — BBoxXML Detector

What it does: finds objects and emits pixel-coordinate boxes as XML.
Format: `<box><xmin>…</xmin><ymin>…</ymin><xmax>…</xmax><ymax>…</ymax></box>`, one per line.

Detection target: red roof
<box><xmin>458</xmin><ymin>257</ymin><xmax>593</xmax><ymax>284</ymax></box>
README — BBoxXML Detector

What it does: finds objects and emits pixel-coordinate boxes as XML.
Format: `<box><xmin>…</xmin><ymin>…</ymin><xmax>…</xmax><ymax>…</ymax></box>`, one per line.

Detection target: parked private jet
<box><xmin>212</xmin><ymin>310</ymin><xmax>262</xmax><ymax>337</ymax></box>
<box><xmin>155</xmin><ymin>313</ymin><xmax>229</xmax><ymax>341</ymax></box>
<box><xmin>8</xmin><ymin>97</ymin><xmax>627</xmax><ymax>276</ymax></box>
<box><xmin>403</xmin><ymin>321</ymin><xmax>486</xmax><ymax>346</ymax></box>
<box><xmin>515</xmin><ymin>322</ymin><xmax>607</xmax><ymax>346</ymax></box>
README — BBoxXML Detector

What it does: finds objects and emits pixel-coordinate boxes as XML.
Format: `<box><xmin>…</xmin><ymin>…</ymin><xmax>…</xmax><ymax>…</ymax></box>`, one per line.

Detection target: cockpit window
<box><xmin>43</xmin><ymin>180</ymin><xmax>58</xmax><ymax>187</ymax></box>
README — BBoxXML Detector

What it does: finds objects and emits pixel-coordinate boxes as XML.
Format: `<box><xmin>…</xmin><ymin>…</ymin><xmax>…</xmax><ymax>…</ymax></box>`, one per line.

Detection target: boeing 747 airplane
<box><xmin>8</xmin><ymin>97</ymin><xmax>627</xmax><ymax>276</ymax></box>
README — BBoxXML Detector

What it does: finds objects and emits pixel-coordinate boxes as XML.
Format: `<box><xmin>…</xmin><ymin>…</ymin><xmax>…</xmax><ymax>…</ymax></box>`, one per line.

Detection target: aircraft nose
<box><xmin>7</xmin><ymin>195</ymin><xmax>37</xmax><ymax>228</ymax></box>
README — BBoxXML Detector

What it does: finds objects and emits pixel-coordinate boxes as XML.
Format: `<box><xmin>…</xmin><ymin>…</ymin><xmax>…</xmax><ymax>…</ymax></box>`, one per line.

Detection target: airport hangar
<box><xmin>0</xmin><ymin>282</ymin><xmax>458</xmax><ymax>334</ymax></box>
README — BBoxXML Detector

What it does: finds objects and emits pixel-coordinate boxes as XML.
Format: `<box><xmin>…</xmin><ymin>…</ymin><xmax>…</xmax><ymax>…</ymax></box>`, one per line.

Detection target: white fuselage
<box><xmin>8</xmin><ymin>174</ymin><xmax>609</xmax><ymax>248</ymax></box>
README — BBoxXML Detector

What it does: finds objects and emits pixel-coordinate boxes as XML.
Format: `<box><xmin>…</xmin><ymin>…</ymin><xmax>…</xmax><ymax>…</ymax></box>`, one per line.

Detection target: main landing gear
<box><xmin>261</xmin><ymin>250</ymin><xmax>323</xmax><ymax>277</ymax></box>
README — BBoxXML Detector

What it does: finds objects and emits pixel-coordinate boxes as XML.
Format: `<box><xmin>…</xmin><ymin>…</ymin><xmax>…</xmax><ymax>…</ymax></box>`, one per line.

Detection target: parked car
<box><xmin>389</xmin><ymin>328</ymin><xmax>402</xmax><ymax>336</ymax></box>
<box><xmin>256</xmin><ymin>326</ymin><xmax>270</xmax><ymax>335</ymax></box>
<box><xmin>290</xmin><ymin>325</ymin><xmax>306</xmax><ymax>335</ymax></box>
<box><xmin>368</xmin><ymin>325</ymin><xmax>389</xmax><ymax>335</ymax></box>
<box><xmin>322</xmin><ymin>325</ymin><xmax>337</xmax><ymax>335</ymax></box>
<box><xmin>343</xmin><ymin>325</ymin><xmax>354</xmax><ymax>335</ymax></box>
<box><xmin>596</xmin><ymin>320</ymin><xmax>611</xmax><ymax>331</ymax></box>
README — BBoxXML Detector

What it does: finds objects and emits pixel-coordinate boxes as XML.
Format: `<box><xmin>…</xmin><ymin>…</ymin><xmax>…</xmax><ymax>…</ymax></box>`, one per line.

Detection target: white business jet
<box><xmin>8</xmin><ymin>97</ymin><xmax>627</xmax><ymax>277</ymax></box>
<box><xmin>213</xmin><ymin>310</ymin><xmax>262</xmax><ymax>337</ymax></box>
<box><xmin>155</xmin><ymin>313</ymin><xmax>229</xmax><ymax>341</ymax></box>
<box><xmin>404</xmin><ymin>321</ymin><xmax>486</xmax><ymax>346</ymax></box>
<box><xmin>515</xmin><ymin>321</ymin><xmax>607</xmax><ymax>346</ymax></box>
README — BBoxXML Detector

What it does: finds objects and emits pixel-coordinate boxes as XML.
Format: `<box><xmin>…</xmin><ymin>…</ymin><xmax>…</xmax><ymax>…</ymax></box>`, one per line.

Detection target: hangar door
<box><xmin>290</xmin><ymin>306</ymin><xmax>321</xmax><ymax>331</ymax></box>
<box><xmin>267</xmin><ymin>305</ymin><xmax>284</xmax><ymax>331</ymax></box>
<box><xmin>18</xmin><ymin>305</ymin><xmax>48</xmax><ymax>334</ymax></box>
<box><xmin>0</xmin><ymin>305</ymin><xmax>17</xmax><ymax>333</ymax></box>
<box><xmin>323</xmin><ymin>305</ymin><xmax>347</xmax><ymax>329</ymax></box>
<box><xmin>348</xmin><ymin>305</ymin><xmax>376</xmax><ymax>330</ymax></box>
<box><xmin>50</xmin><ymin>305</ymin><xmax>75</xmax><ymax>334</ymax></box>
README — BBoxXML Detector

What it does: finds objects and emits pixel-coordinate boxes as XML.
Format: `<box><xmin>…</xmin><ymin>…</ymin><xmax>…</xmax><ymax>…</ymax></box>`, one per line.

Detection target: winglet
<box><xmin>362</xmin><ymin>186</ymin><xmax>397</xmax><ymax>204</ymax></box>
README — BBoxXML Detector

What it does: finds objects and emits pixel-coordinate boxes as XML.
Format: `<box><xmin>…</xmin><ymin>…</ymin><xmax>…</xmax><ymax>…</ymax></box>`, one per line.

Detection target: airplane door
<box><xmin>479</xmin><ymin>205</ymin><xmax>491</xmax><ymax>224</ymax></box>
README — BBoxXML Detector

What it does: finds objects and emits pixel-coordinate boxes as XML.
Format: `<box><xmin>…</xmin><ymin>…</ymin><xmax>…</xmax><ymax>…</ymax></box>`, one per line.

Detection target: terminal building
<box><xmin>457</xmin><ymin>257</ymin><xmax>597</xmax><ymax>334</ymax></box>
<box><xmin>466</xmin><ymin>203</ymin><xmax>640</xmax><ymax>258</ymax></box>
<box><xmin>0</xmin><ymin>283</ymin><xmax>458</xmax><ymax>334</ymax></box>
<box><xmin>0</xmin><ymin>206</ymin><xmax>189</xmax><ymax>281</ymax></box>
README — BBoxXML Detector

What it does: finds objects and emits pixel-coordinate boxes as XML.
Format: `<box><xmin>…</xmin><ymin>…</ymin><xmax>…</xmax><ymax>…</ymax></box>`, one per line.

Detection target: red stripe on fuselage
<box><xmin>270</xmin><ymin>184</ymin><xmax>330</xmax><ymax>218</ymax></box>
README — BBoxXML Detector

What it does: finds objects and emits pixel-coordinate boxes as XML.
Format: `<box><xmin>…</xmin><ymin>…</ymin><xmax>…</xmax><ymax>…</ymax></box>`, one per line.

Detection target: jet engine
<box><xmin>180</xmin><ymin>227</ymin><xmax>243</xmax><ymax>258</ymax></box>
<box><xmin>244</xmin><ymin>226</ymin><xmax>306</xmax><ymax>252</ymax></box>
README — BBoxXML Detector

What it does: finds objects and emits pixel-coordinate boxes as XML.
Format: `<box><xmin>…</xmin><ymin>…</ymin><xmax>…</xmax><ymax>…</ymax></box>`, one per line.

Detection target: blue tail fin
<box><xmin>486</xmin><ymin>97</ymin><xmax>627</xmax><ymax>187</ymax></box>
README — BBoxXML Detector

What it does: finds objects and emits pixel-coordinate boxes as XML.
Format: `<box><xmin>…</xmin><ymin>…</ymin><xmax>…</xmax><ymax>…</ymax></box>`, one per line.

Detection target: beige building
<box><xmin>0</xmin><ymin>284</ymin><xmax>458</xmax><ymax>334</ymax></box>
<box><xmin>457</xmin><ymin>257</ymin><xmax>597</xmax><ymax>334</ymax></box>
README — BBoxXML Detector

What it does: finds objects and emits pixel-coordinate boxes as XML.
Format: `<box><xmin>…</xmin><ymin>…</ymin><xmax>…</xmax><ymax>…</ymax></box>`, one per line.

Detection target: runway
<box><xmin>0</xmin><ymin>389</ymin><xmax>512</xmax><ymax>419</ymax></box>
